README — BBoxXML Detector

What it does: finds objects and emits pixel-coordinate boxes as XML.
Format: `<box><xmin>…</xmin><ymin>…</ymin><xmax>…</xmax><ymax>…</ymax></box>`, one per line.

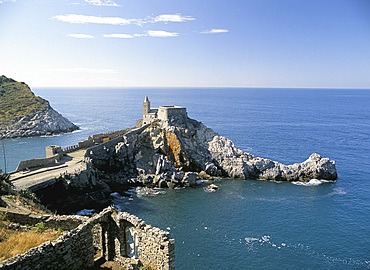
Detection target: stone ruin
<box><xmin>0</xmin><ymin>207</ymin><xmax>175</xmax><ymax>270</ymax></box>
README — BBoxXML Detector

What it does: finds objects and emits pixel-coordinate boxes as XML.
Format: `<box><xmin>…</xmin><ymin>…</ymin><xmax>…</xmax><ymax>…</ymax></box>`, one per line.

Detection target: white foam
<box><xmin>203</xmin><ymin>186</ymin><xmax>216</xmax><ymax>193</ymax></box>
<box><xmin>245</xmin><ymin>237</ymin><xmax>259</xmax><ymax>243</ymax></box>
<box><xmin>292</xmin><ymin>179</ymin><xmax>334</xmax><ymax>186</ymax></box>
<box><xmin>72</xmin><ymin>128</ymin><xmax>84</xmax><ymax>133</ymax></box>
<box><xmin>328</xmin><ymin>187</ymin><xmax>347</xmax><ymax>196</ymax></box>
<box><xmin>261</xmin><ymin>235</ymin><xmax>271</xmax><ymax>242</ymax></box>
<box><xmin>272</xmin><ymin>180</ymin><xmax>283</xmax><ymax>184</ymax></box>
<box><xmin>40</xmin><ymin>134</ymin><xmax>61</xmax><ymax>138</ymax></box>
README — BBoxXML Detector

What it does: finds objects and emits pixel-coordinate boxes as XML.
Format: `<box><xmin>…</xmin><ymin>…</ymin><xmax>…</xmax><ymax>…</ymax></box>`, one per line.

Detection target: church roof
<box><xmin>144</xmin><ymin>96</ymin><xmax>149</xmax><ymax>102</ymax></box>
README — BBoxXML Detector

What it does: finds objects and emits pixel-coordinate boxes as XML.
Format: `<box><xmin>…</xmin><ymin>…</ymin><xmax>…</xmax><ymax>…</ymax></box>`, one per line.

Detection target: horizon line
<box><xmin>31</xmin><ymin>85</ymin><xmax>370</xmax><ymax>90</ymax></box>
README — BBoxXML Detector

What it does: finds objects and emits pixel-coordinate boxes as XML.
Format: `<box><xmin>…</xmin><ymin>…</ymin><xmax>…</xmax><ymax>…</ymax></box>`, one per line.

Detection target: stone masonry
<box><xmin>0</xmin><ymin>207</ymin><xmax>175</xmax><ymax>270</ymax></box>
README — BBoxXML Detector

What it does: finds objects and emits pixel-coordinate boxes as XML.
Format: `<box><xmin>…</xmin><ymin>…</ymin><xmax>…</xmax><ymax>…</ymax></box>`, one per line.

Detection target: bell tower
<box><xmin>143</xmin><ymin>96</ymin><xmax>150</xmax><ymax>115</ymax></box>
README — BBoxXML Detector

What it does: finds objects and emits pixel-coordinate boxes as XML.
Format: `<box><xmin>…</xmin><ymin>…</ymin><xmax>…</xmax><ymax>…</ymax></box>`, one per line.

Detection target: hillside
<box><xmin>0</xmin><ymin>76</ymin><xmax>48</xmax><ymax>125</ymax></box>
<box><xmin>0</xmin><ymin>76</ymin><xmax>78</xmax><ymax>139</ymax></box>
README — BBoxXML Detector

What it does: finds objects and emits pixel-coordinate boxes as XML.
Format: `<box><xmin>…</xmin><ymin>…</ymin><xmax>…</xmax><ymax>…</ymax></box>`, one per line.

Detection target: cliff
<box><xmin>0</xmin><ymin>76</ymin><xmax>78</xmax><ymax>139</ymax></box>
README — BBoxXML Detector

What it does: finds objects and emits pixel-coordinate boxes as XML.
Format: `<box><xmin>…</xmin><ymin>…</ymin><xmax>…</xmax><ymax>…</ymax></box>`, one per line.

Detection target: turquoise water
<box><xmin>1</xmin><ymin>88</ymin><xmax>370</xmax><ymax>269</ymax></box>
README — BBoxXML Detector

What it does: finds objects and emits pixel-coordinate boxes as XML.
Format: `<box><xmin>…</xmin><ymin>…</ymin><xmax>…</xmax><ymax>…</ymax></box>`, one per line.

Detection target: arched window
<box><xmin>125</xmin><ymin>227</ymin><xmax>138</xmax><ymax>259</ymax></box>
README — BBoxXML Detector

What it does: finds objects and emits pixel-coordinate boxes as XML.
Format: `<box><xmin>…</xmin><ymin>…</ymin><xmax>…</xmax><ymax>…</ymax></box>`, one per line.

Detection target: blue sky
<box><xmin>1</xmin><ymin>0</ymin><xmax>370</xmax><ymax>88</ymax></box>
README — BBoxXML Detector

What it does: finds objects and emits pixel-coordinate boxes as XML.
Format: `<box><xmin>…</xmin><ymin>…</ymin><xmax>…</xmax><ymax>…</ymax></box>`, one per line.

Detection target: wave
<box><xmin>40</xmin><ymin>134</ymin><xmax>61</xmax><ymax>138</ymax></box>
<box><xmin>327</xmin><ymin>187</ymin><xmax>347</xmax><ymax>196</ymax></box>
<box><xmin>291</xmin><ymin>179</ymin><xmax>334</xmax><ymax>186</ymax></box>
<box><xmin>71</xmin><ymin>128</ymin><xmax>84</xmax><ymax>133</ymax></box>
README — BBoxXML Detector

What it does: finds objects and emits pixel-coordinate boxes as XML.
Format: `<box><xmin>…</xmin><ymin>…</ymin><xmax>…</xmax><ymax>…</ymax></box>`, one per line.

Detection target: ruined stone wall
<box><xmin>0</xmin><ymin>215</ymin><xmax>97</xmax><ymax>270</ymax></box>
<box><xmin>0</xmin><ymin>207</ymin><xmax>175</xmax><ymax>270</ymax></box>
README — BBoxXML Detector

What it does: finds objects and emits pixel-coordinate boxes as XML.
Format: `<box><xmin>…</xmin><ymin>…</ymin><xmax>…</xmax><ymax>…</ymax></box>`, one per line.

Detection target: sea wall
<box><xmin>0</xmin><ymin>207</ymin><xmax>175</xmax><ymax>270</ymax></box>
<box><xmin>15</xmin><ymin>154</ymin><xmax>59</xmax><ymax>172</ymax></box>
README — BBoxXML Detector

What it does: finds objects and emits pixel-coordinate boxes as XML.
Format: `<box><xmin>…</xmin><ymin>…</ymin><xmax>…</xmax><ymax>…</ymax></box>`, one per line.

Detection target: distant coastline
<box><xmin>0</xmin><ymin>76</ymin><xmax>78</xmax><ymax>139</ymax></box>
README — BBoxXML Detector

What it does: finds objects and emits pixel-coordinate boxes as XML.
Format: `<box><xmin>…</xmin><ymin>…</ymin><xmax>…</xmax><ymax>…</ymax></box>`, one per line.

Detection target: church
<box><xmin>137</xmin><ymin>96</ymin><xmax>187</xmax><ymax>126</ymax></box>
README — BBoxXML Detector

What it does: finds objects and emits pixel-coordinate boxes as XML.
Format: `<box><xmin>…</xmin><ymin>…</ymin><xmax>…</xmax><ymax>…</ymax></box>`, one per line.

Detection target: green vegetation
<box><xmin>34</xmin><ymin>222</ymin><xmax>46</xmax><ymax>233</ymax></box>
<box><xmin>0</xmin><ymin>75</ymin><xmax>48</xmax><ymax>126</ymax></box>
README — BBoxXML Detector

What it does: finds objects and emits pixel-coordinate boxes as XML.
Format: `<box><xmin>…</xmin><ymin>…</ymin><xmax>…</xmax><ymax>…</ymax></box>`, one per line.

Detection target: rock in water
<box><xmin>0</xmin><ymin>75</ymin><xmax>78</xmax><ymax>139</ymax></box>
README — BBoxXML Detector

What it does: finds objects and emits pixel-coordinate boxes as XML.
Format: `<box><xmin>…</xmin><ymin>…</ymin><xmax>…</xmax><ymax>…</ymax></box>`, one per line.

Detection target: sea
<box><xmin>1</xmin><ymin>88</ymin><xmax>370</xmax><ymax>269</ymax></box>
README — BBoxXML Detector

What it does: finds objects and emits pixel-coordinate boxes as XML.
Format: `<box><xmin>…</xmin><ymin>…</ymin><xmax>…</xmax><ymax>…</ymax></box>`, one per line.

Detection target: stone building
<box><xmin>137</xmin><ymin>96</ymin><xmax>187</xmax><ymax>126</ymax></box>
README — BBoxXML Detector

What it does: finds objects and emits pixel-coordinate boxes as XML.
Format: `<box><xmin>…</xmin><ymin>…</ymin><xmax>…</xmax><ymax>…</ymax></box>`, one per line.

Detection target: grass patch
<box><xmin>0</xmin><ymin>215</ymin><xmax>63</xmax><ymax>262</ymax></box>
<box><xmin>0</xmin><ymin>75</ymin><xmax>48</xmax><ymax>126</ymax></box>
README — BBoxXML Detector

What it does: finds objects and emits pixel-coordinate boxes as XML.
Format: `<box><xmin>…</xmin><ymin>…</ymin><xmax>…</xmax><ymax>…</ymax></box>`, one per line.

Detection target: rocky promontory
<box><xmin>0</xmin><ymin>75</ymin><xmax>78</xmax><ymax>139</ymax></box>
<box><xmin>86</xmin><ymin>114</ymin><xmax>337</xmax><ymax>188</ymax></box>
